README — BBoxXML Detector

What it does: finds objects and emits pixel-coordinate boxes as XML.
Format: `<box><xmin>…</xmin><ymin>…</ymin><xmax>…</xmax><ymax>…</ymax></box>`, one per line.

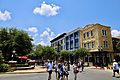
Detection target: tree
<box><xmin>0</xmin><ymin>28</ymin><xmax>33</xmax><ymax>61</ymax></box>
<box><xmin>60</xmin><ymin>50</ymin><xmax>70</xmax><ymax>61</ymax></box>
<box><xmin>74</xmin><ymin>48</ymin><xmax>90</xmax><ymax>61</ymax></box>
<box><xmin>0</xmin><ymin>51</ymin><xmax>3</xmax><ymax>64</ymax></box>
<box><xmin>34</xmin><ymin>44</ymin><xmax>43</xmax><ymax>59</ymax></box>
<box><xmin>42</xmin><ymin>46</ymin><xmax>56</xmax><ymax>60</ymax></box>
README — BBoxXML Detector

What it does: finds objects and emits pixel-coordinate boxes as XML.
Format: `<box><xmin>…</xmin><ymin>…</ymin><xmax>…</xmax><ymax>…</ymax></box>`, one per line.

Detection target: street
<box><xmin>0</xmin><ymin>68</ymin><xmax>119</xmax><ymax>80</ymax></box>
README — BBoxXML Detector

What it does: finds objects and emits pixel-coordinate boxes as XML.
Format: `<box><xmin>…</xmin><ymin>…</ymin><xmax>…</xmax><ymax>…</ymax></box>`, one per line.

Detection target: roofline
<box><xmin>50</xmin><ymin>33</ymin><xmax>66</xmax><ymax>42</ymax></box>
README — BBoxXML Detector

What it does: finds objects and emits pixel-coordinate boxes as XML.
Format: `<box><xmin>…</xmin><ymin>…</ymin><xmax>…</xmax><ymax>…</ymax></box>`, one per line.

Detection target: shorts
<box><xmin>48</xmin><ymin>70</ymin><xmax>52</xmax><ymax>74</ymax></box>
<box><xmin>113</xmin><ymin>70</ymin><xmax>119</xmax><ymax>73</ymax></box>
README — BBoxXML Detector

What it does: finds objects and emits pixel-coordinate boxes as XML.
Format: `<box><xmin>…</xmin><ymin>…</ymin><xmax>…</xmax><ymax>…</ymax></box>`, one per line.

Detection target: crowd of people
<box><xmin>46</xmin><ymin>58</ymin><xmax>120</xmax><ymax>80</ymax></box>
<box><xmin>47</xmin><ymin>59</ymin><xmax>84</xmax><ymax>80</ymax></box>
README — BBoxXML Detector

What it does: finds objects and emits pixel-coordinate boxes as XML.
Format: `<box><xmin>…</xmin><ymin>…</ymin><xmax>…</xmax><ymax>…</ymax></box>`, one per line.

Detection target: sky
<box><xmin>0</xmin><ymin>0</ymin><xmax>120</xmax><ymax>45</ymax></box>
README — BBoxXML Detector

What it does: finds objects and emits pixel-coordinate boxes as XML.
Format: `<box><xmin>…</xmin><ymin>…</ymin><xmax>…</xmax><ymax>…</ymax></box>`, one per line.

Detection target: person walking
<box><xmin>64</xmin><ymin>62</ymin><xmax>69</xmax><ymax>80</ymax></box>
<box><xmin>112</xmin><ymin>59</ymin><xmax>119</xmax><ymax>77</ymax></box>
<box><xmin>77</xmin><ymin>62</ymin><xmax>81</xmax><ymax>72</ymax></box>
<box><xmin>47</xmin><ymin>60</ymin><xmax>53</xmax><ymax>80</ymax></box>
<box><xmin>58</xmin><ymin>60</ymin><xmax>64</xmax><ymax>80</ymax></box>
<box><xmin>73</xmin><ymin>62</ymin><xmax>79</xmax><ymax>80</ymax></box>
<box><xmin>55</xmin><ymin>61</ymin><xmax>58</xmax><ymax>79</ymax></box>
<box><xmin>81</xmin><ymin>60</ymin><xmax>84</xmax><ymax>72</ymax></box>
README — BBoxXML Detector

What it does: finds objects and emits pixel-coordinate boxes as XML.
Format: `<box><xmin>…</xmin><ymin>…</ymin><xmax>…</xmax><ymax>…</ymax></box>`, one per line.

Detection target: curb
<box><xmin>5</xmin><ymin>71</ymin><xmax>47</xmax><ymax>74</ymax></box>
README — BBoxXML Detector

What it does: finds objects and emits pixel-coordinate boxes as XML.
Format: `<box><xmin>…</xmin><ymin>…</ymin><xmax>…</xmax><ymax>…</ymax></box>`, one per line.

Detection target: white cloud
<box><xmin>111</xmin><ymin>30</ymin><xmax>120</xmax><ymax>37</ymax></box>
<box><xmin>39</xmin><ymin>27</ymin><xmax>55</xmax><ymax>46</ymax></box>
<box><xmin>37</xmin><ymin>40</ymin><xmax>46</xmax><ymax>46</ymax></box>
<box><xmin>0</xmin><ymin>10</ymin><xmax>11</xmax><ymax>21</ymax></box>
<box><xmin>40</xmin><ymin>30</ymin><xmax>49</xmax><ymax>37</ymax></box>
<box><xmin>28</xmin><ymin>27</ymin><xmax>38</xmax><ymax>33</ymax></box>
<box><xmin>33</xmin><ymin>1</ymin><xmax>60</xmax><ymax>16</ymax></box>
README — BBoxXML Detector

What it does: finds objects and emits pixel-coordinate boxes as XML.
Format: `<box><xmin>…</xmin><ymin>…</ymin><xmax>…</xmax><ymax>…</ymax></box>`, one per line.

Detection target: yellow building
<box><xmin>81</xmin><ymin>23</ymin><xmax>113</xmax><ymax>66</ymax></box>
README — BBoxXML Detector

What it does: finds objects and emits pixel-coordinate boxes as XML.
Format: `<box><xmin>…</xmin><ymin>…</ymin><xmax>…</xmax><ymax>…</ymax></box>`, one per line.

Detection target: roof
<box><xmin>50</xmin><ymin>33</ymin><xmax>66</xmax><ymax>43</ymax></box>
<box><xmin>112</xmin><ymin>36</ymin><xmax>120</xmax><ymax>40</ymax></box>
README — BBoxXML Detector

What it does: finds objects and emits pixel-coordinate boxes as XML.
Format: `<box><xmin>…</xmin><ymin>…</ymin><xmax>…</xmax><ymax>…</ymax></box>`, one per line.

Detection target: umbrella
<box><xmin>19</xmin><ymin>56</ymin><xmax>28</xmax><ymax>59</ymax></box>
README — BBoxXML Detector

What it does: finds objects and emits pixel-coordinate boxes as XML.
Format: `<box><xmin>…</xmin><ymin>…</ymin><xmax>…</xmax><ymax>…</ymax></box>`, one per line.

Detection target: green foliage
<box><xmin>0</xmin><ymin>52</ymin><xmax>3</xmax><ymax>64</ymax></box>
<box><xmin>118</xmin><ymin>62</ymin><xmax>120</xmax><ymax>66</ymax></box>
<box><xmin>34</xmin><ymin>44</ymin><xmax>43</xmax><ymax>59</ymax></box>
<box><xmin>42</xmin><ymin>46</ymin><xmax>57</xmax><ymax>59</ymax></box>
<box><xmin>0</xmin><ymin>64</ymin><xmax>10</xmax><ymax>72</ymax></box>
<box><xmin>60</xmin><ymin>50</ymin><xmax>70</xmax><ymax>60</ymax></box>
<box><xmin>0</xmin><ymin>28</ymin><xmax>33</xmax><ymax>61</ymax></box>
<box><xmin>74</xmin><ymin>48</ymin><xmax>90</xmax><ymax>58</ymax></box>
<box><xmin>15</xmin><ymin>63</ymin><xmax>29</xmax><ymax>67</ymax></box>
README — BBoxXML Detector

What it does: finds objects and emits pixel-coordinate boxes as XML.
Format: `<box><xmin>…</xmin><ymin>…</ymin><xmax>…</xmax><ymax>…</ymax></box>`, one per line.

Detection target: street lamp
<box><xmin>12</xmin><ymin>50</ymin><xmax>16</xmax><ymax>61</ymax></box>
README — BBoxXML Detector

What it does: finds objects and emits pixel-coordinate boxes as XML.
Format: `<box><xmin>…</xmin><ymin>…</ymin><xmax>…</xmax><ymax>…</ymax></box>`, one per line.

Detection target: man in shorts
<box><xmin>113</xmin><ymin>59</ymin><xmax>119</xmax><ymax>77</ymax></box>
<box><xmin>47</xmin><ymin>60</ymin><xmax>53</xmax><ymax>80</ymax></box>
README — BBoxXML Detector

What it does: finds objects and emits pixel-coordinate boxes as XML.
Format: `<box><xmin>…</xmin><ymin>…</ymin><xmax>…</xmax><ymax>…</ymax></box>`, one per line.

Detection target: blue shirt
<box><xmin>47</xmin><ymin>63</ymin><xmax>52</xmax><ymax>71</ymax></box>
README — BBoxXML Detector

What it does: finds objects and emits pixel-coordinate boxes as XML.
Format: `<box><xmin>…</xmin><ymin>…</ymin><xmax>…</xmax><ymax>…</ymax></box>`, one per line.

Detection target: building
<box><xmin>65</xmin><ymin>27</ymin><xmax>82</xmax><ymax>50</ymax></box>
<box><xmin>112</xmin><ymin>36</ymin><xmax>120</xmax><ymax>61</ymax></box>
<box><xmin>50</xmin><ymin>33</ymin><xmax>66</xmax><ymax>52</ymax></box>
<box><xmin>82</xmin><ymin>24</ymin><xmax>113</xmax><ymax>66</ymax></box>
<box><xmin>50</xmin><ymin>23</ymin><xmax>114</xmax><ymax>66</ymax></box>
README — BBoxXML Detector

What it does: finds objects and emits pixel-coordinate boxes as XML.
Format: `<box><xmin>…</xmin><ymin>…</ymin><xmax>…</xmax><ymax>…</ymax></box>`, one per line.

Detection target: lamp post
<box><xmin>12</xmin><ymin>50</ymin><xmax>16</xmax><ymax>61</ymax></box>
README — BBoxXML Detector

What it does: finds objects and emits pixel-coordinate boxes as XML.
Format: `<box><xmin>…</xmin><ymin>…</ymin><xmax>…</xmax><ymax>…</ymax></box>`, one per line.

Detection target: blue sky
<box><xmin>0</xmin><ymin>0</ymin><xmax>120</xmax><ymax>45</ymax></box>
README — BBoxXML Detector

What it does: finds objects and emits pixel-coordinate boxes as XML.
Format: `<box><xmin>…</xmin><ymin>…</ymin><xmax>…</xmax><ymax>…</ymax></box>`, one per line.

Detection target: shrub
<box><xmin>15</xmin><ymin>63</ymin><xmax>29</xmax><ymax>67</ymax></box>
<box><xmin>118</xmin><ymin>62</ymin><xmax>120</xmax><ymax>66</ymax></box>
<box><xmin>0</xmin><ymin>53</ymin><xmax>3</xmax><ymax>64</ymax></box>
<box><xmin>0</xmin><ymin>64</ymin><xmax>10</xmax><ymax>72</ymax></box>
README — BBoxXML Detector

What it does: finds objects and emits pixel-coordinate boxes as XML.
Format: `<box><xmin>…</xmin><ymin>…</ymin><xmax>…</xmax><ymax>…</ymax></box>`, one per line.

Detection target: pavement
<box><xmin>5</xmin><ymin>66</ymin><xmax>47</xmax><ymax>74</ymax></box>
<box><xmin>1</xmin><ymin>66</ymin><xmax>113</xmax><ymax>74</ymax></box>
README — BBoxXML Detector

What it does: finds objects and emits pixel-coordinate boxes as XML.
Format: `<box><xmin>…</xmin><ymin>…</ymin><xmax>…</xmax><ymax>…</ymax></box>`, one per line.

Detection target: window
<box><xmin>104</xmin><ymin>41</ymin><xmax>108</xmax><ymax>48</ymax></box>
<box><xmin>84</xmin><ymin>33</ymin><xmax>86</xmax><ymax>38</ymax></box>
<box><xmin>91</xmin><ymin>30</ymin><xmax>93</xmax><ymax>36</ymax></box>
<box><xmin>70</xmin><ymin>41</ymin><xmax>73</xmax><ymax>49</ymax></box>
<box><xmin>61</xmin><ymin>40</ymin><xmax>63</xmax><ymax>44</ymax></box>
<box><xmin>66</xmin><ymin>42</ymin><xmax>69</xmax><ymax>50</ymax></box>
<box><xmin>70</xmin><ymin>34</ymin><xmax>73</xmax><ymax>40</ymax></box>
<box><xmin>84</xmin><ymin>43</ymin><xmax>86</xmax><ymax>48</ymax></box>
<box><xmin>102</xmin><ymin>30</ymin><xmax>107</xmax><ymax>36</ymax></box>
<box><xmin>87</xmin><ymin>32</ymin><xmax>90</xmax><ymax>37</ymax></box>
<box><xmin>92</xmin><ymin>42</ymin><xmax>94</xmax><ymax>48</ymax></box>
<box><xmin>74</xmin><ymin>32</ymin><xmax>78</xmax><ymax>39</ymax></box>
<box><xmin>88</xmin><ymin>43</ymin><xmax>90</xmax><ymax>48</ymax></box>
<box><xmin>75</xmin><ymin>39</ymin><xmax>79</xmax><ymax>48</ymax></box>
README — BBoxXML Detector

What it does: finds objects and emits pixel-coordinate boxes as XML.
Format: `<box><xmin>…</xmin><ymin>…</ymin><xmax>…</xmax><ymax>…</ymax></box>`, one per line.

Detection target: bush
<box><xmin>118</xmin><ymin>62</ymin><xmax>120</xmax><ymax>66</ymax></box>
<box><xmin>0</xmin><ymin>64</ymin><xmax>10</xmax><ymax>72</ymax></box>
<box><xmin>0</xmin><ymin>53</ymin><xmax>3</xmax><ymax>64</ymax></box>
<box><xmin>15</xmin><ymin>63</ymin><xmax>29</xmax><ymax>67</ymax></box>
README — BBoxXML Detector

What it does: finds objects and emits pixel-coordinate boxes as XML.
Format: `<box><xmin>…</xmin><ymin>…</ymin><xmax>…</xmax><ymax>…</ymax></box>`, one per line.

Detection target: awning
<box><xmin>19</xmin><ymin>56</ymin><xmax>28</xmax><ymax>59</ymax></box>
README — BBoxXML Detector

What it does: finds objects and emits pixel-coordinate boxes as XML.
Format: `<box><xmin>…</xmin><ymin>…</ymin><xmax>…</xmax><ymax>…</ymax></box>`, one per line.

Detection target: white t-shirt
<box><xmin>113</xmin><ymin>62</ymin><xmax>119</xmax><ymax>70</ymax></box>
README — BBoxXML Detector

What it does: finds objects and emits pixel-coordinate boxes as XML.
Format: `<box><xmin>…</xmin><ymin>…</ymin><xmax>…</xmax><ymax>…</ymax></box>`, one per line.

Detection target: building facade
<box><xmin>50</xmin><ymin>33</ymin><xmax>66</xmax><ymax>52</ymax></box>
<box><xmin>112</xmin><ymin>36</ymin><xmax>120</xmax><ymax>62</ymax></box>
<box><xmin>65</xmin><ymin>27</ymin><xmax>81</xmax><ymax>50</ymax></box>
<box><xmin>50</xmin><ymin>23</ymin><xmax>114</xmax><ymax>66</ymax></box>
<box><xmin>82</xmin><ymin>24</ymin><xmax>113</xmax><ymax>66</ymax></box>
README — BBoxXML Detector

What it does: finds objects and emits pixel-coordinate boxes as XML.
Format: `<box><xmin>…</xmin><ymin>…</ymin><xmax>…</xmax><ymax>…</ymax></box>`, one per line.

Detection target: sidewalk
<box><xmin>89</xmin><ymin>66</ymin><xmax>114</xmax><ymax>72</ymax></box>
<box><xmin>5</xmin><ymin>66</ymin><xmax>47</xmax><ymax>74</ymax></box>
<box><xmin>2</xmin><ymin>66</ymin><xmax>114</xmax><ymax>74</ymax></box>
